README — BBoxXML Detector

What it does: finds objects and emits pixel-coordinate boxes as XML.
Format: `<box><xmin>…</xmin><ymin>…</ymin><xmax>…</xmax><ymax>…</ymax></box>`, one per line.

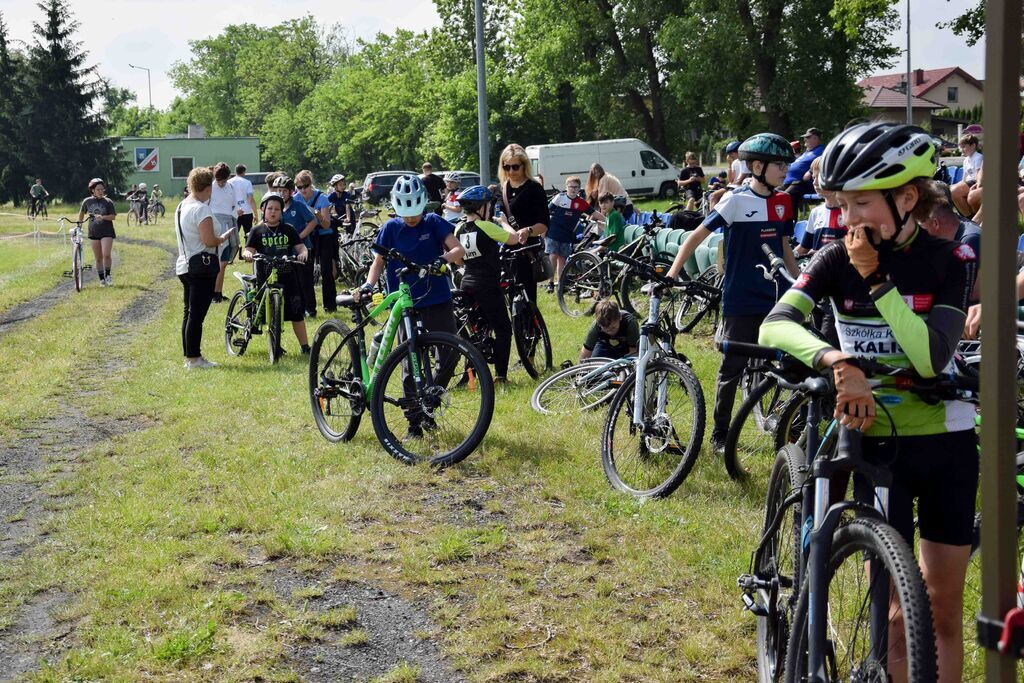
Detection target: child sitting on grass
<box><xmin>579</xmin><ymin>299</ymin><xmax>639</xmax><ymax>361</ymax></box>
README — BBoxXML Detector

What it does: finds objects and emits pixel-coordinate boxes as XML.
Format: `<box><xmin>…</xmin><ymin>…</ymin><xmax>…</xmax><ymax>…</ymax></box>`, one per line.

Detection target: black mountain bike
<box><xmin>454</xmin><ymin>242</ymin><xmax>553</xmax><ymax>379</ymax></box>
<box><xmin>731</xmin><ymin>342</ymin><xmax>977</xmax><ymax>683</ymax></box>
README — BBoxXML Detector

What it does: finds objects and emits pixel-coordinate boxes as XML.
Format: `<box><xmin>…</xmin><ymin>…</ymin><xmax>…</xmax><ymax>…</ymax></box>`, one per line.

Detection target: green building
<box><xmin>120</xmin><ymin>128</ymin><xmax>260</xmax><ymax>196</ymax></box>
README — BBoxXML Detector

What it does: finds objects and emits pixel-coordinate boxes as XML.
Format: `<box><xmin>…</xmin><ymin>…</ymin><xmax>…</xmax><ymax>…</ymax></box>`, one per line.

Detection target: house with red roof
<box><xmin>859</xmin><ymin>67</ymin><xmax>984</xmax><ymax>111</ymax></box>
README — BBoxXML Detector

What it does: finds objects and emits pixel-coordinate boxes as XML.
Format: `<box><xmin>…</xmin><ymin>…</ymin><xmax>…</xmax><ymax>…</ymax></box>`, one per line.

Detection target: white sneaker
<box><xmin>195</xmin><ymin>357</ymin><xmax>219</xmax><ymax>368</ymax></box>
<box><xmin>98</xmin><ymin>277</ymin><xmax>107</xmax><ymax>287</ymax></box>
<box><xmin>105</xmin><ymin>274</ymin><xmax>113</xmax><ymax>286</ymax></box>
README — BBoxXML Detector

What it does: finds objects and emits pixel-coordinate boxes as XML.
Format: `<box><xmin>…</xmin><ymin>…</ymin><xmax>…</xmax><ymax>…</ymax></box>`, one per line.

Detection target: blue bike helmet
<box><xmin>391</xmin><ymin>175</ymin><xmax>427</xmax><ymax>217</ymax></box>
<box><xmin>455</xmin><ymin>185</ymin><xmax>492</xmax><ymax>213</ymax></box>
<box><xmin>724</xmin><ymin>141</ymin><xmax>741</xmax><ymax>155</ymax></box>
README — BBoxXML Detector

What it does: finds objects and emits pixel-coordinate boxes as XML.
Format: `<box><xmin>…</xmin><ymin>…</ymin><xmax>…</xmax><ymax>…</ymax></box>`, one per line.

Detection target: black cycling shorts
<box><xmin>683</xmin><ymin>186</ymin><xmax>703</xmax><ymax>202</ymax></box>
<box><xmin>258</xmin><ymin>270</ymin><xmax>304</xmax><ymax>323</ymax></box>
<box><xmin>853</xmin><ymin>429</ymin><xmax>978</xmax><ymax>547</ymax></box>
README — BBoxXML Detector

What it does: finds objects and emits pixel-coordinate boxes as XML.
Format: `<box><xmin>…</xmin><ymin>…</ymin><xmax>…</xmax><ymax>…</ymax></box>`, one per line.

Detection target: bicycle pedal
<box><xmin>83</xmin><ymin>265</ymin><xmax>93</xmax><ymax>270</ymax></box>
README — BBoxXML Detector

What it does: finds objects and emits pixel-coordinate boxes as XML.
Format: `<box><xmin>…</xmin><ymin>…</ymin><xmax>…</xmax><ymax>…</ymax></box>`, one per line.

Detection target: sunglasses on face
<box><xmin>296</xmin><ymin>184</ymin><xmax>311</xmax><ymax>190</ymax></box>
<box><xmin>502</xmin><ymin>163</ymin><xmax>522</xmax><ymax>172</ymax></box>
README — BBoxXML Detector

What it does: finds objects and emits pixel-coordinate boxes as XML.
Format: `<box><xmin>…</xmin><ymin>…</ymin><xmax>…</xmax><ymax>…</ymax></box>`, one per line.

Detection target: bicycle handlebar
<box><xmin>607</xmin><ymin>249</ymin><xmax>720</xmax><ymax>298</ymax></box>
<box><xmin>760</xmin><ymin>243</ymin><xmax>795</xmax><ymax>285</ymax></box>
<box><xmin>369</xmin><ymin>243</ymin><xmax>449</xmax><ymax>276</ymax></box>
<box><xmin>500</xmin><ymin>242</ymin><xmax>543</xmax><ymax>258</ymax></box>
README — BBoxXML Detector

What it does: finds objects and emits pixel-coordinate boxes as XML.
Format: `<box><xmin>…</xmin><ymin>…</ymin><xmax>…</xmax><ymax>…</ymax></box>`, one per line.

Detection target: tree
<box><xmin>18</xmin><ymin>0</ymin><xmax>126</xmax><ymax>200</ymax></box>
<box><xmin>0</xmin><ymin>11</ymin><xmax>28</xmax><ymax>204</ymax></box>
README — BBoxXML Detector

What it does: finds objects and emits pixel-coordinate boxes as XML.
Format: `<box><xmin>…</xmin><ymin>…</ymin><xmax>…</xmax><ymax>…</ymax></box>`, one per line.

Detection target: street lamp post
<box><xmin>904</xmin><ymin>0</ymin><xmax>912</xmax><ymax>125</ymax></box>
<box><xmin>128</xmin><ymin>63</ymin><xmax>154</xmax><ymax>135</ymax></box>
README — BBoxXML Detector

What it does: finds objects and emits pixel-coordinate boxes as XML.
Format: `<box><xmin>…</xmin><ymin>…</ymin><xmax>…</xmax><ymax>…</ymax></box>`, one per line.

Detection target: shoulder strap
<box><xmin>501</xmin><ymin>182</ymin><xmax>517</xmax><ymax>227</ymax></box>
<box><xmin>176</xmin><ymin>203</ymin><xmax>210</xmax><ymax>259</ymax></box>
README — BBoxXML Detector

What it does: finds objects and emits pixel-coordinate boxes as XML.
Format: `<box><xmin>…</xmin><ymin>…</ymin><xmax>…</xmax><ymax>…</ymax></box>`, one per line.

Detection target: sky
<box><xmin>0</xmin><ymin>0</ymin><xmax>986</xmax><ymax>110</ymax></box>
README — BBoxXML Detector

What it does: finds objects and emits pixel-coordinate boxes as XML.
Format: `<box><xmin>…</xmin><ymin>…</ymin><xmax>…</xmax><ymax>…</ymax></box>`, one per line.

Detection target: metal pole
<box><xmin>979</xmin><ymin>0</ymin><xmax>1022</xmax><ymax>679</ymax></box>
<box><xmin>904</xmin><ymin>0</ymin><xmax>911</xmax><ymax>125</ymax></box>
<box><xmin>129</xmin><ymin>64</ymin><xmax>154</xmax><ymax>135</ymax></box>
<box><xmin>474</xmin><ymin>0</ymin><xmax>490</xmax><ymax>186</ymax></box>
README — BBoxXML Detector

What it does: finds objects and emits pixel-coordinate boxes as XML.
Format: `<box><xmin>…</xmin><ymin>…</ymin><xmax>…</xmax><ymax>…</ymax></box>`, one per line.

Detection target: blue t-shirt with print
<box><xmin>293</xmin><ymin>189</ymin><xmax>333</xmax><ymax>236</ymax></box>
<box><xmin>282</xmin><ymin>198</ymin><xmax>317</xmax><ymax>248</ymax></box>
<box><xmin>704</xmin><ymin>185</ymin><xmax>794</xmax><ymax>316</ymax></box>
<box><xmin>374</xmin><ymin>213</ymin><xmax>454</xmax><ymax>308</ymax></box>
<box><xmin>547</xmin><ymin>192</ymin><xmax>595</xmax><ymax>243</ymax></box>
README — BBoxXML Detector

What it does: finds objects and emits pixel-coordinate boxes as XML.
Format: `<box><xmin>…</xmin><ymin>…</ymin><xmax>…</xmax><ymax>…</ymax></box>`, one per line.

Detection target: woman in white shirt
<box><xmin>585</xmin><ymin>163</ymin><xmax>633</xmax><ymax>220</ymax></box>
<box><xmin>176</xmin><ymin>166</ymin><xmax>234</xmax><ymax>369</ymax></box>
<box><xmin>951</xmin><ymin>133</ymin><xmax>983</xmax><ymax>217</ymax></box>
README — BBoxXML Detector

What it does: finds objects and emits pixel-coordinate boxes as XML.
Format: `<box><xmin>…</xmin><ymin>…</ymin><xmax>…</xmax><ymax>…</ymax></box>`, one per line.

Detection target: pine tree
<box><xmin>0</xmin><ymin>11</ymin><xmax>28</xmax><ymax>205</ymax></box>
<box><xmin>19</xmin><ymin>0</ymin><xmax>126</xmax><ymax>201</ymax></box>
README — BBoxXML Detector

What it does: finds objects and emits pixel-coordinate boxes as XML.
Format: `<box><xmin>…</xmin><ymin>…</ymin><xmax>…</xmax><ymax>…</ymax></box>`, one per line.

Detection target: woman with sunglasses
<box><xmin>494</xmin><ymin>143</ymin><xmax>549</xmax><ymax>302</ymax></box>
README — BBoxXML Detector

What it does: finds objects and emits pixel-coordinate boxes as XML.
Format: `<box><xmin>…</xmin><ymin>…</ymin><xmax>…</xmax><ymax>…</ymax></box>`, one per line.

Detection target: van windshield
<box><xmin>640</xmin><ymin>150</ymin><xmax>669</xmax><ymax>170</ymax></box>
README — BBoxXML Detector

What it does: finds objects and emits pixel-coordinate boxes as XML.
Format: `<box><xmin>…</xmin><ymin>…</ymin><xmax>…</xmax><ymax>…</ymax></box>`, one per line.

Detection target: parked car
<box><xmin>525</xmin><ymin>138</ymin><xmax>681</xmax><ymax>199</ymax></box>
<box><xmin>361</xmin><ymin>170</ymin><xmax>418</xmax><ymax>205</ymax></box>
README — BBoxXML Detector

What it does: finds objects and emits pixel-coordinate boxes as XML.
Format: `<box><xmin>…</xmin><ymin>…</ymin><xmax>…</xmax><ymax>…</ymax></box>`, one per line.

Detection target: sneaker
<box><xmin>105</xmin><ymin>274</ymin><xmax>113</xmax><ymax>286</ymax></box>
<box><xmin>306</xmin><ymin>310</ymin><xmax>318</xmax><ymax>319</ymax></box>
<box><xmin>544</xmin><ymin>282</ymin><xmax>555</xmax><ymax>294</ymax></box>
<box><xmin>211</xmin><ymin>294</ymin><xmax>223</xmax><ymax>304</ymax></box>
<box><xmin>195</xmin><ymin>357</ymin><xmax>219</xmax><ymax>368</ymax></box>
<box><xmin>300</xmin><ymin>345</ymin><xmax>311</xmax><ymax>355</ymax></box>
<box><xmin>709</xmin><ymin>434</ymin><xmax>727</xmax><ymax>456</ymax></box>
<box><xmin>98</xmin><ymin>276</ymin><xmax>107</xmax><ymax>287</ymax></box>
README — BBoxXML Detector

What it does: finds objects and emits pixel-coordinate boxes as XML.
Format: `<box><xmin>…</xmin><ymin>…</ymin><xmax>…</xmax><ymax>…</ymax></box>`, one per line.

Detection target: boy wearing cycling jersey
<box><xmin>453</xmin><ymin>185</ymin><xmax>520</xmax><ymax>383</ymax></box>
<box><xmin>795</xmin><ymin>157</ymin><xmax>846</xmax><ymax>258</ymax></box>
<box><xmin>667</xmin><ymin>133</ymin><xmax>798</xmax><ymax>454</ymax></box>
<box><xmin>759</xmin><ymin>123</ymin><xmax>978</xmax><ymax>682</ymax></box>
<box><xmin>243</xmin><ymin>194</ymin><xmax>310</xmax><ymax>354</ymax></box>
<box><xmin>547</xmin><ymin>176</ymin><xmax>599</xmax><ymax>288</ymax></box>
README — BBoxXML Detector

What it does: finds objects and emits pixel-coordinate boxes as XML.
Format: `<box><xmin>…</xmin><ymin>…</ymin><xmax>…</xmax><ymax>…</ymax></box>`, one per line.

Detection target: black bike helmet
<box><xmin>612</xmin><ymin>195</ymin><xmax>629</xmax><ymax>209</ymax></box>
<box><xmin>260</xmin><ymin>193</ymin><xmax>285</xmax><ymax>211</ymax></box>
<box><xmin>738</xmin><ymin>133</ymin><xmax>795</xmax><ymax>190</ymax></box>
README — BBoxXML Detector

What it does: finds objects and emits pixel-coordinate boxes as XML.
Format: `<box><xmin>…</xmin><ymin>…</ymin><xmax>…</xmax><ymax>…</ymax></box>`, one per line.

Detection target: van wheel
<box><xmin>659</xmin><ymin>182</ymin><xmax>678</xmax><ymax>199</ymax></box>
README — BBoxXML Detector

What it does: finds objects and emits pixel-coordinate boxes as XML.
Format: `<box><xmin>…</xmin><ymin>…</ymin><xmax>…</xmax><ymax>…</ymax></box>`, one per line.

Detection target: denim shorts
<box><xmin>544</xmin><ymin>237</ymin><xmax>572</xmax><ymax>258</ymax></box>
<box><xmin>216</xmin><ymin>214</ymin><xmax>238</xmax><ymax>263</ymax></box>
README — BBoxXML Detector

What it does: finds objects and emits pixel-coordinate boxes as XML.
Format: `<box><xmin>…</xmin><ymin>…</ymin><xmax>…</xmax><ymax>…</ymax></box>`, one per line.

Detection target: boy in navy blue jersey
<box><xmin>546</xmin><ymin>175</ymin><xmax>602</xmax><ymax>289</ymax></box>
<box><xmin>668</xmin><ymin>133</ymin><xmax>798</xmax><ymax>453</ymax></box>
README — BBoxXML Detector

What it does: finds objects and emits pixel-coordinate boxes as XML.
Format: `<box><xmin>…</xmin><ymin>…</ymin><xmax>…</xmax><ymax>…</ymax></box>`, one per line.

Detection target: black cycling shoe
<box><xmin>300</xmin><ymin>345</ymin><xmax>311</xmax><ymax>355</ymax></box>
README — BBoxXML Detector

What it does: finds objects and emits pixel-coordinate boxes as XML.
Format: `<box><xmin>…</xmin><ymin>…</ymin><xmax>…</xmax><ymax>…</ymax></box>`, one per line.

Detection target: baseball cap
<box><xmin>801</xmin><ymin>127</ymin><xmax>823</xmax><ymax>138</ymax></box>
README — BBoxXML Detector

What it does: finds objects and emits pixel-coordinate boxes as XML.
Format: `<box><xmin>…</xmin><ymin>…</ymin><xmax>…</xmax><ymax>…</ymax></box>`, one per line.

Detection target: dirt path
<box><xmin>0</xmin><ymin>236</ymin><xmax>464</xmax><ymax>681</ymax></box>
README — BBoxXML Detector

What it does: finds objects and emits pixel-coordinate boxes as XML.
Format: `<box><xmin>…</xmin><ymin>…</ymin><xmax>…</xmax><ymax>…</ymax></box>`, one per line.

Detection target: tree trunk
<box><xmin>736</xmin><ymin>0</ymin><xmax>792</xmax><ymax>135</ymax></box>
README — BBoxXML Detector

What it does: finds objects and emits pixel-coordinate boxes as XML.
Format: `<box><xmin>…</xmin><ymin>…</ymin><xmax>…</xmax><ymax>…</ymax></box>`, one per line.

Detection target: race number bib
<box><xmin>459</xmin><ymin>231</ymin><xmax>482</xmax><ymax>260</ymax></box>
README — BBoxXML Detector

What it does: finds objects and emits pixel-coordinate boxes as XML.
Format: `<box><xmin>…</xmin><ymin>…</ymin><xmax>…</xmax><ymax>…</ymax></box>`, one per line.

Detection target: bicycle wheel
<box><xmin>309</xmin><ymin>319</ymin><xmax>364</xmax><ymax>443</ymax></box>
<box><xmin>224</xmin><ymin>291</ymin><xmax>253</xmax><ymax>356</ymax></box>
<box><xmin>784</xmin><ymin>517</ymin><xmax>937</xmax><ymax>683</ymax></box>
<box><xmin>675</xmin><ymin>267</ymin><xmax>723</xmax><ymax>336</ymax></box>
<box><xmin>601</xmin><ymin>356</ymin><xmax>706</xmax><ymax>498</ymax></box>
<box><xmin>72</xmin><ymin>242</ymin><xmax>83</xmax><ymax>292</ymax></box>
<box><xmin>370</xmin><ymin>331</ymin><xmax>494</xmax><ymax>467</ymax></box>
<box><xmin>512</xmin><ymin>301</ymin><xmax>552</xmax><ymax>379</ymax></box>
<box><xmin>724</xmin><ymin>377</ymin><xmax>783</xmax><ymax>480</ymax></box>
<box><xmin>267</xmin><ymin>290</ymin><xmax>282</xmax><ymax>364</ymax></box>
<box><xmin>558</xmin><ymin>251</ymin><xmax>605</xmax><ymax>317</ymax></box>
<box><xmin>530</xmin><ymin>359</ymin><xmax>621</xmax><ymax>415</ymax></box>
<box><xmin>754</xmin><ymin>445</ymin><xmax>804</xmax><ymax>683</ymax></box>
<box><xmin>618</xmin><ymin>257</ymin><xmax>673</xmax><ymax>317</ymax></box>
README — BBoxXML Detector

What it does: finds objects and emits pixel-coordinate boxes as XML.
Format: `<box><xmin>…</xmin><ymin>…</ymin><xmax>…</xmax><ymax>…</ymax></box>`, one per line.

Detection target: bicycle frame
<box><xmin>630</xmin><ymin>288</ymin><xmax>675</xmax><ymax>427</ymax></box>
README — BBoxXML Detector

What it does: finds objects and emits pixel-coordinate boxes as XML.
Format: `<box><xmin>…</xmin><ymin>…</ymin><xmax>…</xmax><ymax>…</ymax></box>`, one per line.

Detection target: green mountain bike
<box><xmin>224</xmin><ymin>255</ymin><xmax>299</xmax><ymax>364</ymax></box>
<box><xmin>309</xmin><ymin>245</ymin><xmax>494</xmax><ymax>466</ymax></box>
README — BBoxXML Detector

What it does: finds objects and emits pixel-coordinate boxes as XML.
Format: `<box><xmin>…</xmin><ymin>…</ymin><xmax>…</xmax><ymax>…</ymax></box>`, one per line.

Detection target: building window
<box><xmin>171</xmin><ymin>157</ymin><xmax>195</xmax><ymax>179</ymax></box>
<box><xmin>947</xmin><ymin>86</ymin><xmax>959</xmax><ymax>103</ymax></box>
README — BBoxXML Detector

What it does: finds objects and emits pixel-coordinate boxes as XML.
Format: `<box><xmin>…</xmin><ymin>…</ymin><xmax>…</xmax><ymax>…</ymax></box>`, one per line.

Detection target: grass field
<box><xmin>0</xmin><ymin>200</ymin><xmax>782</xmax><ymax>681</ymax></box>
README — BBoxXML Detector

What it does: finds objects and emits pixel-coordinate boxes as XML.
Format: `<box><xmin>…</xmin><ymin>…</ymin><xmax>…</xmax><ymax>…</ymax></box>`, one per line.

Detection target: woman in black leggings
<box><xmin>494</xmin><ymin>143</ymin><xmax>549</xmax><ymax>302</ymax></box>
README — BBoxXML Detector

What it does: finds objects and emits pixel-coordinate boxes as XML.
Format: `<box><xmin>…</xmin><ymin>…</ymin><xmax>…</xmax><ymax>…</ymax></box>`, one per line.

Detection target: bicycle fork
<box><xmin>632</xmin><ymin>293</ymin><xmax>665</xmax><ymax>427</ymax></box>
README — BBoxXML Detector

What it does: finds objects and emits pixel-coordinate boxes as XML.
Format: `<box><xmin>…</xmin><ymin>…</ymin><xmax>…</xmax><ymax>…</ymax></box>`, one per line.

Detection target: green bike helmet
<box><xmin>818</xmin><ymin>122</ymin><xmax>937</xmax><ymax>192</ymax></box>
<box><xmin>738</xmin><ymin>133</ymin><xmax>796</xmax><ymax>164</ymax></box>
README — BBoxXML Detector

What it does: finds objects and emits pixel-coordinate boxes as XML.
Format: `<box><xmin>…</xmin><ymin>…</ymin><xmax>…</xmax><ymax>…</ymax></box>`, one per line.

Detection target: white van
<box><xmin>525</xmin><ymin>138</ymin><xmax>680</xmax><ymax>198</ymax></box>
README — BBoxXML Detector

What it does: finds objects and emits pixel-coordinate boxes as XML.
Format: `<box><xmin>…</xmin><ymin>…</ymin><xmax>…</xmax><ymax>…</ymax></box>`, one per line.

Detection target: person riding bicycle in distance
<box><xmin>453</xmin><ymin>185</ymin><xmax>522</xmax><ymax>384</ymax></box>
<box><xmin>579</xmin><ymin>299</ymin><xmax>639</xmax><ymax>362</ymax></box>
<box><xmin>758</xmin><ymin>122</ymin><xmax>978</xmax><ymax>682</ymax></box>
<box><xmin>667</xmin><ymin>132</ymin><xmax>798</xmax><ymax>455</ymax></box>
<box><xmin>242</xmin><ymin>193</ymin><xmax>311</xmax><ymax>355</ymax></box>
<box><xmin>354</xmin><ymin>175</ymin><xmax>465</xmax><ymax>336</ymax></box>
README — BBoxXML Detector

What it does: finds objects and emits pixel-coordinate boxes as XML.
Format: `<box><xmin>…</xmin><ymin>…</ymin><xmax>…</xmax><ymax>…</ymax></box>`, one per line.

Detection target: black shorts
<box><xmin>853</xmin><ymin>430</ymin><xmax>978</xmax><ymax>547</ymax></box>
<box><xmin>88</xmin><ymin>223</ymin><xmax>116</xmax><ymax>240</ymax></box>
<box><xmin>237</xmin><ymin>213</ymin><xmax>254</xmax><ymax>233</ymax></box>
<box><xmin>683</xmin><ymin>186</ymin><xmax>703</xmax><ymax>202</ymax></box>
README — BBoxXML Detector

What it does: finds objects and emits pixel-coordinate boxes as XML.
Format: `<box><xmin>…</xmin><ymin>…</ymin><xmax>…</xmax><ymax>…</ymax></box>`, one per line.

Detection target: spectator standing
<box><xmin>294</xmin><ymin>170</ymin><xmax>337</xmax><ymax>314</ymax></box>
<box><xmin>585</xmin><ymin>163</ymin><xmax>632</xmax><ymax>220</ymax></box>
<box><xmin>77</xmin><ymin>178</ymin><xmax>118</xmax><ymax>286</ymax></box>
<box><xmin>441</xmin><ymin>173</ymin><xmax>464</xmax><ymax>223</ymax></box>
<box><xmin>783</xmin><ymin>127</ymin><xmax>826</xmax><ymax>210</ymax></box>
<box><xmin>228</xmin><ymin>164</ymin><xmax>257</xmax><ymax>241</ymax></box>
<box><xmin>275</xmin><ymin>175</ymin><xmax>319</xmax><ymax>318</ymax></box>
<box><xmin>175</xmin><ymin>167</ymin><xmax>234</xmax><ymax>369</ymax></box>
<box><xmin>494</xmin><ymin>143</ymin><xmax>549</xmax><ymax>302</ymax></box>
<box><xmin>916</xmin><ymin>180</ymin><xmax>982</xmax><ymax>303</ymax></box>
<box><xmin>420</xmin><ymin>162</ymin><xmax>446</xmax><ymax>212</ymax></box>
<box><xmin>210</xmin><ymin>162</ymin><xmax>239</xmax><ymax>303</ymax></box>
<box><xmin>546</xmin><ymin>175</ymin><xmax>600</xmax><ymax>289</ymax></box>
<box><xmin>795</xmin><ymin>157</ymin><xmax>846</xmax><ymax>258</ymax></box>
<box><xmin>327</xmin><ymin>174</ymin><xmax>353</xmax><ymax>236</ymax></box>
<box><xmin>676</xmin><ymin>152</ymin><xmax>705</xmax><ymax>210</ymax></box>
<box><xmin>708</xmin><ymin>141</ymin><xmax>745</xmax><ymax>209</ymax></box>
<box><xmin>951</xmin><ymin>133</ymin><xmax>983</xmax><ymax>217</ymax></box>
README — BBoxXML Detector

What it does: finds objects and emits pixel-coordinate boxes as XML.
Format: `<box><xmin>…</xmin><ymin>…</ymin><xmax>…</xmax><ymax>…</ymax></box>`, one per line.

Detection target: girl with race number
<box><xmin>453</xmin><ymin>185</ymin><xmax>522</xmax><ymax>383</ymax></box>
<box><xmin>77</xmin><ymin>178</ymin><xmax>117</xmax><ymax>286</ymax></box>
<box><xmin>758</xmin><ymin>122</ymin><xmax>979</xmax><ymax>682</ymax></box>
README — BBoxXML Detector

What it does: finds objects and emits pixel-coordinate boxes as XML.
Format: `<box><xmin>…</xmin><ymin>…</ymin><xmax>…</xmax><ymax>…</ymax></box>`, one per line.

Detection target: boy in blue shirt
<box><xmin>274</xmin><ymin>175</ymin><xmax>320</xmax><ymax>317</ymax></box>
<box><xmin>667</xmin><ymin>133</ymin><xmax>798</xmax><ymax>453</ymax></box>
<box><xmin>545</xmin><ymin>175</ymin><xmax>601</xmax><ymax>290</ymax></box>
<box><xmin>294</xmin><ymin>170</ymin><xmax>338</xmax><ymax>313</ymax></box>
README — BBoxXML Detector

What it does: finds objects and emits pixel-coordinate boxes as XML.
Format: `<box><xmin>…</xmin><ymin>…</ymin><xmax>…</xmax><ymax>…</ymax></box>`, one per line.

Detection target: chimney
<box><xmin>914</xmin><ymin>68</ymin><xmax>924</xmax><ymax>86</ymax></box>
<box><xmin>187</xmin><ymin>124</ymin><xmax>206</xmax><ymax>139</ymax></box>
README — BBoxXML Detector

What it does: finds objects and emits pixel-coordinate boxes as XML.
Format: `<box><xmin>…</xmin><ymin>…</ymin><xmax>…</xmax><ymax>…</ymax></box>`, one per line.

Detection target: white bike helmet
<box><xmin>391</xmin><ymin>175</ymin><xmax>427</xmax><ymax>217</ymax></box>
<box><xmin>139</xmin><ymin>182</ymin><xmax>147</xmax><ymax>190</ymax></box>
<box><xmin>444</xmin><ymin>171</ymin><xmax>461</xmax><ymax>184</ymax></box>
<box><xmin>329</xmin><ymin>173</ymin><xmax>345</xmax><ymax>186</ymax></box>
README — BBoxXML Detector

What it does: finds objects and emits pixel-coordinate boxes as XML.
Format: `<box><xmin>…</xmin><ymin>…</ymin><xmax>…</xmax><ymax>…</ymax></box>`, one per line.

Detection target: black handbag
<box><xmin>176</xmin><ymin>204</ymin><xmax>219</xmax><ymax>277</ymax></box>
